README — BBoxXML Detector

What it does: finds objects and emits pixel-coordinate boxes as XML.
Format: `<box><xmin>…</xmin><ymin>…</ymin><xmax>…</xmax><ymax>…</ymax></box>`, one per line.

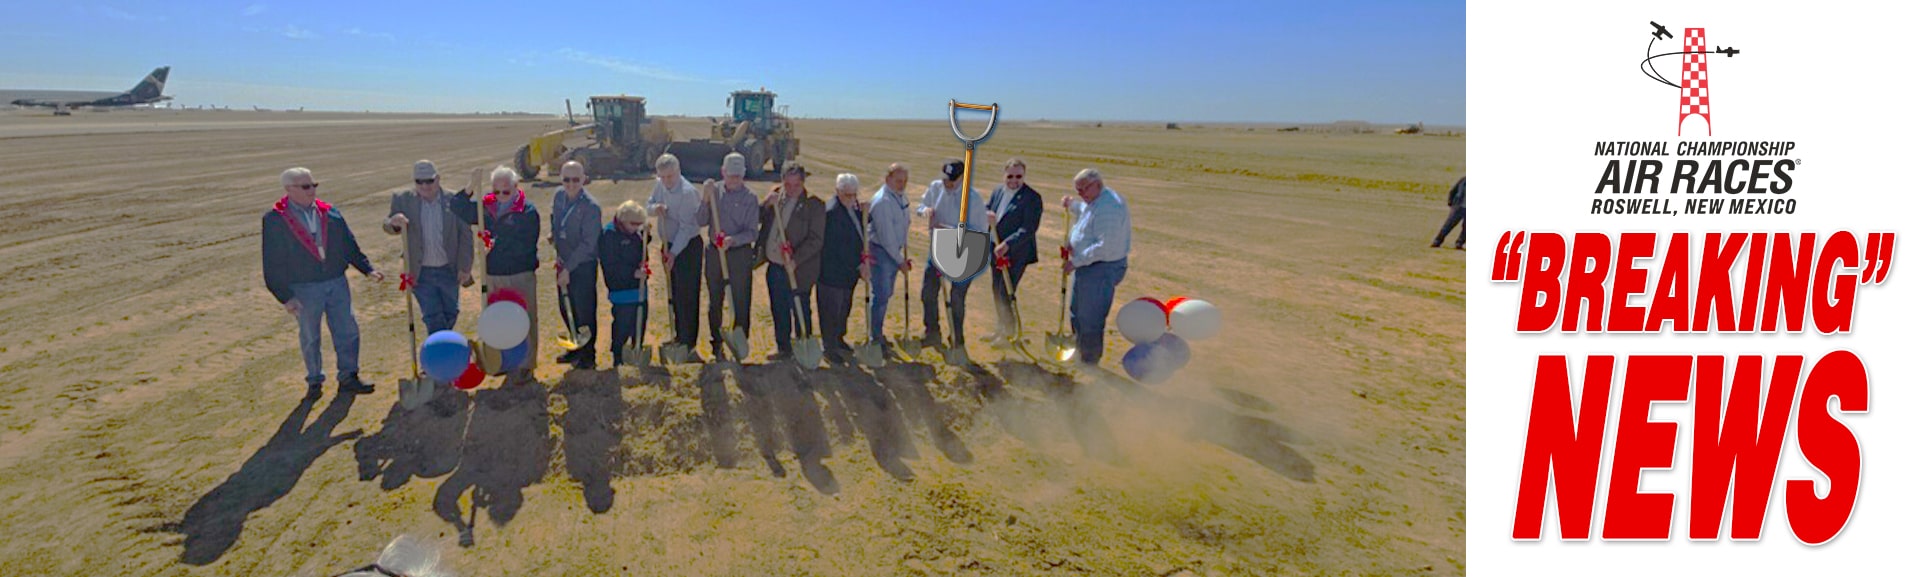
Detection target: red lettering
<box><xmin>1602</xmin><ymin>356</ymin><xmax>1689</xmax><ymax>539</ymax></box>
<box><xmin>1692</xmin><ymin>233</ymin><xmax>1745</xmax><ymax>332</ymax></box>
<box><xmin>1687</xmin><ymin>356</ymin><xmax>1798</xmax><ymax>539</ymax></box>
<box><xmin>1760</xmin><ymin>233</ymin><xmax>1815</xmax><ymax>332</ymax></box>
<box><xmin>1513</xmin><ymin>355</ymin><xmax>1615</xmax><ymax>539</ymax></box>
<box><xmin>1786</xmin><ymin>351</ymin><xmax>1867</xmax><ymax>545</ymax></box>
<box><xmin>1811</xmin><ymin>232</ymin><xmax>1859</xmax><ymax>334</ymax></box>
<box><xmin>1607</xmin><ymin>233</ymin><xmax>1655</xmax><ymax>332</ymax></box>
<box><xmin>1564</xmin><ymin>233</ymin><xmax>1612</xmax><ymax>332</ymax></box>
<box><xmin>1517</xmin><ymin>232</ymin><xmax>1566</xmax><ymax>332</ymax></box>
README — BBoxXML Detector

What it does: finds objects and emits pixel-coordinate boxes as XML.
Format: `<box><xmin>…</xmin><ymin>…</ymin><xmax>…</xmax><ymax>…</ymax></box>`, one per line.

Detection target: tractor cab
<box><xmin>727</xmin><ymin>90</ymin><xmax>778</xmax><ymax>134</ymax></box>
<box><xmin>588</xmin><ymin>96</ymin><xmax>650</xmax><ymax>148</ymax></box>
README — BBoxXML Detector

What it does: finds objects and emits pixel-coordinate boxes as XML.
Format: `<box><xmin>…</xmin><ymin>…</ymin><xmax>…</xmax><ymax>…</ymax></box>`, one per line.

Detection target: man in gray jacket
<box><xmin>552</xmin><ymin>161</ymin><xmax>603</xmax><ymax>368</ymax></box>
<box><xmin>384</xmin><ymin>160</ymin><xmax>474</xmax><ymax>333</ymax></box>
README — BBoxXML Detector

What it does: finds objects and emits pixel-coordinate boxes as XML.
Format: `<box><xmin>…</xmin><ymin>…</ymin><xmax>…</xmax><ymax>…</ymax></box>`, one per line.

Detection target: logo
<box><xmin>1640</xmin><ymin>21</ymin><xmax>1738</xmax><ymax>136</ymax></box>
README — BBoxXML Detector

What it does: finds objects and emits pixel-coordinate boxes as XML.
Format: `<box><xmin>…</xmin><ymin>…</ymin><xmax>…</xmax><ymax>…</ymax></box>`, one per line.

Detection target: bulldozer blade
<box><xmin>665</xmin><ymin>140</ymin><xmax>734</xmax><ymax>181</ymax></box>
<box><xmin>930</xmin><ymin>228</ymin><xmax>990</xmax><ymax>283</ymax></box>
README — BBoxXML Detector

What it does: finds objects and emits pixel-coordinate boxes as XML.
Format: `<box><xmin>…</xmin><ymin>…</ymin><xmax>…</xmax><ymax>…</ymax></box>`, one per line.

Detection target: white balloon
<box><xmin>376</xmin><ymin>534</ymin><xmax>442</xmax><ymax>577</ymax></box>
<box><xmin>478</xmin><ymin>301</ymin><xmax>530</xmax><ymax>349</ymax></box>
<box><xmin>1116</xmin><ymin>298</ymin><xmax>1169</xmax><ymax>345</ymax></box>
<box><xmin>1170</xmin><ymin>299</ymin><xmax>1222</xmax><ymax>340</ymax></box>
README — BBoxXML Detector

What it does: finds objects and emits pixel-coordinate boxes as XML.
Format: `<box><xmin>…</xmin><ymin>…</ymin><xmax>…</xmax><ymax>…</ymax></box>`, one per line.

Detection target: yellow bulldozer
<box><xmin>665</xmin><ymin>89</ymin><xmax>799</xmax><ymax>179</ymax></box>
<box><xmin>513</xmin><ymin>95</ymin><xmax>673</xmax><ymax>180</ymax></box>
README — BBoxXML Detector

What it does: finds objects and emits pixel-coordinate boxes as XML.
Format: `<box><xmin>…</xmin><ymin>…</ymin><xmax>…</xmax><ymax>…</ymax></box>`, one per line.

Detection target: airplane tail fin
<box><xmin>128</xmin><ymin>67</ymin><xmax>169</xmax><ymax>101</ymax></box>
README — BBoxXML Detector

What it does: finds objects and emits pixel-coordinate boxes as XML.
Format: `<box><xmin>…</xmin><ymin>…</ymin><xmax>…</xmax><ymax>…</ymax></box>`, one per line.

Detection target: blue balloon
<box><xmin>421</xmin><ymin>330</ymin><xmax>472</xmax><ymax>382</ymax></box>
<box><xmin>1122</xmin><ymin>342</ymin><xmax>1173</xmax><ymax>384</ymax></box>
<box><xmin>499</xmin><ymin>339</ymin><xmax>529</xmax><ymax>371</ymax></box>
<box><xmin>1151</xmin><ymin>333</ymin><xmax>1191</xmax><ymax>370</ymax></box>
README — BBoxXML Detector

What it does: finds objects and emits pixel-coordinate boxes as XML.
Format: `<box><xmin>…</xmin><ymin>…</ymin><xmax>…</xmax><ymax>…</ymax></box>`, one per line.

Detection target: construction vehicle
<box><xmin>513</xmin><ymin>96</ymin><xmax>674</xmax><ymax>180</ymax></box>
<box><xmin>1395</xmin><ymin>122</ymin><xmax>1424</xmax><ymax>135</ymax></box>
<box><xmin>665</xmin><ymin>89</ymin><xmax>799</xmax><ymax>179</ymax></box>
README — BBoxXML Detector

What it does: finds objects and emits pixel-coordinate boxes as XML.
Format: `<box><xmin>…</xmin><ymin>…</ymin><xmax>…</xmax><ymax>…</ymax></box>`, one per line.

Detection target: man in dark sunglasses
<box><xmin>383</xmin><ymin>160</ymin><xmax>475</xmax><ymax>341</ymax></box>
<box><xmin>262</xmin><ymin>166</ymin><xmax>385</xmax><ymax>399</ymax></box>
<box><xmin>551</xmin><ymin>160</ymin><xmax>603</xmax><ymax>368</ymax></box>
<box><xmin>984</xmin><ymin>158</ymin><xmax>1043</xmax><ymax>345</ymax></box>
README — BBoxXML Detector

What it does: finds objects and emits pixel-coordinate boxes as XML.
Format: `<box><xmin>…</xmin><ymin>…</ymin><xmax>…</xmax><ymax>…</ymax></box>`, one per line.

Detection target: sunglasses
<box><xmin>563</xmin><ymin>177</ymin><xmax>584</xmax><ymax>183</ymax></box>
<box><xmin>415</xmin><ymin>178</ymin><xmax>437</xmax><ymax>184</ymax></box>
<box><xmin>1007</xmin><ymin>174</ymin><xmax>1025</xmax><ymax>179</ymax></box>
<box><xmin>294</xmin><ymin>183</ymin><xmax>320</xmax><ymax>190</ymax></box>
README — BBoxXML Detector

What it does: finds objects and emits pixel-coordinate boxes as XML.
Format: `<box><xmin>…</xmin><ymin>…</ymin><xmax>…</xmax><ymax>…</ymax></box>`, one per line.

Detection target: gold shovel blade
<box><xmin>793</xmin><ymin>338</ymin><xmax>824</xmax><ymax>369</ymax></box>
<box><xmin>555</xmin><ymin>328</ymin><xmax>588</xmax><ymax>351</ymax></box>
<box><xmin>1044</xmin><ymin>333</ymin><xmax>1077</xmax><ymax>363</ymax></box>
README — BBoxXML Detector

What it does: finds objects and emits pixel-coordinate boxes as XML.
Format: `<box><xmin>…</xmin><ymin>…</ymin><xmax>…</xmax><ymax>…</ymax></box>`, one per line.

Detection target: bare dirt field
<box><xmin>0</xmin><ymin>109</ymin><xmax>1464</xmax><ymax>576</ymax></box>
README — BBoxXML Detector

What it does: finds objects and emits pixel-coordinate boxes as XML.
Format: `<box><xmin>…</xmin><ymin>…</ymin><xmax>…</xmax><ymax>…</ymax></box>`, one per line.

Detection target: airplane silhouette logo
<box><xmin>1640</xmin><ymin>21</ymin><xmax>1739</xmax><ymax>135</ymax></box>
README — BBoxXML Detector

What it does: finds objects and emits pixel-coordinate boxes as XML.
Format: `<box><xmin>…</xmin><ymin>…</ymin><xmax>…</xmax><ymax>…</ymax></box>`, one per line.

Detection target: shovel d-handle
<box><xmin>947</xmin><ymin>100</ymin><xmax>998</xmax><ymax>232</ymax></box>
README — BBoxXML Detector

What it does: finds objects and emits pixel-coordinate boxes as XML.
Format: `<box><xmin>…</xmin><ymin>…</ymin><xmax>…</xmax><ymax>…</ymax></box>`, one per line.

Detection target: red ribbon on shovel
<box><xmin>398</xmin><ymin>273</ymin><xmax>415</xmax><ymax>292</ymax></box>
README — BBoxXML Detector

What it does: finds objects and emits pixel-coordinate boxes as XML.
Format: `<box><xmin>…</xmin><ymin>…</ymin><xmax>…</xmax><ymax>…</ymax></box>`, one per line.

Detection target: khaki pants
<box><xmin>489</xmin><ymin>271</ymin><xmax>538</xmax><ymax>372</ymax></box>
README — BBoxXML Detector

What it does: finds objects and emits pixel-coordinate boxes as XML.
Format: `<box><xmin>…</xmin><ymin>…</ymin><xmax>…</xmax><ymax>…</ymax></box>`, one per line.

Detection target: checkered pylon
<box><xmin>1677</xmin><ymin>27</ymin><xmax>1711</xmax><ymax>136</ymax></box>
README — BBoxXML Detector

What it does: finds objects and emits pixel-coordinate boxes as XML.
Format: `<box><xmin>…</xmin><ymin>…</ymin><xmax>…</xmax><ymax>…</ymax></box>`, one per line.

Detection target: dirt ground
<box><xmin>0</xmin><ymin>109</ymin><xmax>1464</xmax><ymax>576</ymax></box>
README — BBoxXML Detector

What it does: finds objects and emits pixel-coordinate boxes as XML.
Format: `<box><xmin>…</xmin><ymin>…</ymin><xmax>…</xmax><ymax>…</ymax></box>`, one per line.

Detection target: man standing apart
<box><xmin>1431</xmin><ymin>176</ymin><xmax>1465</xmax><ymax>250</ymax></box>
<box><xmin>915</xmin><ymin>159</ymin><xmax>986</xmax><ymax>350</ymax></box>
<box><xmin>985</xmin><ymin>158</ymin><xmax>1042</xmax><ymax>345</ymax></box>
<box><xmin>757</xmin><ymin>162</ymin><xmax>825</xmax><ymax>362</ymax></box>
<box><xmin>552</xmin><ymin>161</ymin><xmax>603</xmax><ymax>369</ymax></box>
<box><xmin>647</xmin><ymin>153</ymin><xmax>705</xmax><ymax>361</ymax></box>
<box><xmin>866</xmin><ymin>163</ymin><xmax>912</xmax><ymax>355</ymax></box>
<box><xmin>697</xmin><ymin>153</ymin><xmax>761</xmax><ymax>361</ymax></box>
<box><xmin>262</xmin><ymin>167</ymin><xmax>384</xmax><ymax>398</ymax></box>
<box><xmin>1062</xmin><ymin>169</ymin><xmax>1131</xmax><ymax>366</ymax></box>
<box><xmin>383</xmin><ymin>160</ymin><xmax>473</xmax><ymax>334</ymax></box>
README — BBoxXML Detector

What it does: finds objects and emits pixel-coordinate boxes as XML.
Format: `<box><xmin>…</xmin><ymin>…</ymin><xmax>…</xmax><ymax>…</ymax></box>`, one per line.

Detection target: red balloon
<box><xmin>453</xmin><ymin>362</ymin><xmax>486</xmax><ymax>390</ymax></box>
<box><xmin>1162</xmin><ymin>296</ymin><xmax>1188</xmax><ymax>315</ymax></box>
<box><xmin>488</xmin><ymin>287</ymin><xmax>528</xmax><ymax>309</ymax></box>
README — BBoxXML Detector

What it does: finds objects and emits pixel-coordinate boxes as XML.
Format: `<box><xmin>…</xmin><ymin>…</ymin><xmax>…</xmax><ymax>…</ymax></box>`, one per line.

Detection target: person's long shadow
<box><xmin>1086</xmin><ymin>367</ymin><xmax>1316</xmax><ymax>482</ymax></box>
<box><xmin>995</xmin><ymin>361</ymin><xmax>1122</xmax><ymax>465</ymax></box>
<box><xmin>177</xmin><ymin>393</ymin><xmax>361</xmax><ymax>565</ymax></box>
<box><xmin>738</xmin><ymin>363</ymin><xmax>838</xmax><ymax>493</ymax></box>
<box><xmin>555</xmin><ymin>372</ymin><xmax>625</xmax><ymax>514</ymax></box>
<box><xmin>873</xmin><ymin>362</ymin><xmax>973</xmax><ymax>465</ymax></box>
<box><xmin>813</xmin><ymin>364</ymin><xmax>915</xmax><ymax>481</ymax></box>
<box><xmin>432</xmin><ymin>384</ymin><xmax>555</xmax><ymax>547</ymax></box>
<box><xmin>353</xmin><ymin>382</ymin><xmax>471</xmax><ymax>491</ymax></box>
<box><xmin>697</xmin><ymin>363</ymin><xmax>739</xmax><ymax>469</ymax></box>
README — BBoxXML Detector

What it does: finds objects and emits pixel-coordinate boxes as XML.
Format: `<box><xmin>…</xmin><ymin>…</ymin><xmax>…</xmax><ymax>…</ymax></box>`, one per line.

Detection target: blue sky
<box><xmin>0</xmin><ymin>1</ymin><xmax>1464</xmax><ymax>123</ymax></box>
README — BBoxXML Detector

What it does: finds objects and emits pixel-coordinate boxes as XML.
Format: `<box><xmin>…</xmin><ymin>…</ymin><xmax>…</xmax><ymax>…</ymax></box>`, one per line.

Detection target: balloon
<box><xmin>499</xmin><ymin>339</ymin><xmax>529</xmax><ymax>372</ymax></box>
<box><xmin>375</xmin><ymin>535</ymin><xmax>441</xmax><ymax>577</ymax></box>
<box><xmin>454</xmin><ymin>363</ymin><xmax>485</xmax><ymax>390</ymax></box>
<box><xmin>1122</xmin><ymin>342</ymin><xmax>1173</xmax><ymax>384</ymax></box>
<box><xmin>478</xmin><ymin>301</ymin><xmax>530</xmax><ymax>349</ymax></box>
<box><xmin>488</xmin><ymin>287</ymin><xmax>528</xmax><ymax>309</ymax></box>
<box><xmin>1169</xmin><ymin>299</ymin><xmax>1222</xmax><ymax>341</ymax></box>
<box><xmin>1162</xmin><ymin>296</ymin><xmax>1188</xmax><ymax>314</ymax></box>
<box><xmin>420</xmin><ymin>331</ymin><xmax>472</xmax><ymax>382</ymax></box>
<box><xmin>1116</xmin><ymin>298</ymin><xmax>1169</xmax><ymax>344</ymax></box>
<box><xmin>1151</xmin><ymin>333</ymin><xmax>1191</xmax><ymax>370</ymax></box>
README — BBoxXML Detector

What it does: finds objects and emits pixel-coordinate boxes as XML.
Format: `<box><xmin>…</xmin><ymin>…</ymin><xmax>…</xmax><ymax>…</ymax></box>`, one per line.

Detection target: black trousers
<box><xmin>609</xmin><ymin>302</ymin><xmax>647</xmax><ymax>364</ymax></box>
<box><xmin>990</xmin><ymin>260</ymin><xmax>1029</xmax><ymax>334</ymax></box>
<box><xmin>668</xmin><ymin>246</ymin><xmax>703</xmax><ymax>346</ymax></box>
<box><xmin>705</xmin><ymin>245</ymin><xmax>754</xmax><ymax>347</ymax></box>
<box><xmin>921</xmin><ymin>265</ymin><xmax>972</xmax><ymax>342</ymax></box>
<box><xmin>817</xmin><ymin>283</ymin><xmax>855</xmax><ymax>353</ymax></box>
<box><xmin>563</xmin><ymin>263</ymin><xmax>598</xmax><ymax>360</ymax></box>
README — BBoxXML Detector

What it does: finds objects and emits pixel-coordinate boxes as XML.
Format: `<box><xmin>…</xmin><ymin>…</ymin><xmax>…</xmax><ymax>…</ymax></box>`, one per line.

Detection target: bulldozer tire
<box><xmin>513</xmin><ymin>145</ymin><xmax>539</xmax><ymax>181</ymax></box>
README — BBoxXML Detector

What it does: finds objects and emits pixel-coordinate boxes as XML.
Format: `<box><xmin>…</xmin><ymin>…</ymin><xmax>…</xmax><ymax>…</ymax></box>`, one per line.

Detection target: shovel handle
<box><xmin>947</xmin><ymin>101</ymin><xmax>999</xmax><ymax>146</ymax></box>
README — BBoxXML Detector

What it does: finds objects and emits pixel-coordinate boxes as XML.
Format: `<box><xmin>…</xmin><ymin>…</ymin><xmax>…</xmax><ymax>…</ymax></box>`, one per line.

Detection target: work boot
<box><xmin>572</xmin><ymin>354</ymin><xmax>596</xmax><ymax>370</ymax></box>
<box><xmin>338</xmin><ymin>373</ymin><xmax>375</xmax><ymax>395</ymax></box>
<box><xmin>768</xmin><ymin>349</ymin><xmax>793</xmax><ymax>362</ymax></box>
<box><xmin>1430</xmin><ymin>241</ymin><xmax>1442</xmax><ymax>248</ymax></box>
<box><xmin>305</xmin><ymin>381</ymin><xmax>324</xmax><ymax>400</ymax></box>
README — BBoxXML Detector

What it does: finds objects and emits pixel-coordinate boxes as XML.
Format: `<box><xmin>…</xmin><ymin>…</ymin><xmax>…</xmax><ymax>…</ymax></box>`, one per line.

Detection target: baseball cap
<box><xmin>413</xmin><ymin>160</ymin><xmax>438</xmax><ymax>180</ymax></box>
<box><xmin>942</xmin><ymin>159</ymin><xmax>964</xmax><ymax>180</ymax></box>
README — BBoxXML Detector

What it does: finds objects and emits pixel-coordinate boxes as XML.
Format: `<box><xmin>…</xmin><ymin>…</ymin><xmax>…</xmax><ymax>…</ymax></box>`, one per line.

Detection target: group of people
<box><xmin>261</xmin><ymin>152</ymin><xmax>1133</xmax><ymax>398</ymax></box>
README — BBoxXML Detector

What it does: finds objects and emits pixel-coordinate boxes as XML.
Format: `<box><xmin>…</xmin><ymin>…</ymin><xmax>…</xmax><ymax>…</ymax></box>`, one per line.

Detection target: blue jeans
<box><xmin>412</xmin><ymin>265</ymin><xmax>460</xmax><ymax>333</ymax></box>
<box><xmin>1070</xmin><ymin>258</ymin><xmax>1127</xmax><ymax>365</ymax></box>
<box><xmin>867</xmin><ymin>247</ymin><xmax>900</xmax><ymax>342</ymax></box>
<box><xmin>291</xmin><ymin>276</ymin><xmax>361</xmax><ymax>385</ymax></box>
<box><xmin>1434</xmin><ymin>205</ymin><xmax>1465</xmax><ymax>247</ymax></box>
<box><xmin>767</xmin><ymin>264</ymin><xmax>813</xmax><ymax>354</ymax></box>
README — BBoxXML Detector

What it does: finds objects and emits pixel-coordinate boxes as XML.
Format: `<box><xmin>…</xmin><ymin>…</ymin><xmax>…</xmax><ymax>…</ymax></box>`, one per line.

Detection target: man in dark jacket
<box><xmin>757</xmin><ymin>162</ymin><xmax>826</xmax><ymax>362</ymax></box>
<box><xmin>985</xmin><ymin>158</ymin><xmax>1043</xmax><ymax>344</ymax></box>
<box><xmin>477</xmin><ymin>166</ymin><xmax>542</xmax><ymax>385</ymax></box>
<box><xmin>817</xmin><ymin>173</ymin><xmax>869</xmax><ymax>363</ymax></box>
<box><xmin>551</xmin><ymin>161</ymin><xmax>603</xmax><ymax>368</ymax></box>
<box><xmin>1432</xmin><ymin>176</ymin><xmax>1465</xmax><ymax>250</ymax></box>
<box><xmin>262</xmin><ymin>167</ymin><xmax>384</xmax><ymax>398</ymax></box>
<box><xmin>600</xmin><ymin>201</ymin><xmax>650</xmax><ymax>367</ymax></box>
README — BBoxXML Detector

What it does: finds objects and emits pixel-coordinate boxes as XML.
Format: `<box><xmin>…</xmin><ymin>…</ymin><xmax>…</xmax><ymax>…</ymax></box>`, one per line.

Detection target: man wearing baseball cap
<box><xmin>914</xmin><ymin>158</ymin><xmax>988</xmax><ymax>350</ymax></box>
<box><xmin>383</xmin><ymin>160</ymin><xmax>474</xmax><ymax>334</ymax></box>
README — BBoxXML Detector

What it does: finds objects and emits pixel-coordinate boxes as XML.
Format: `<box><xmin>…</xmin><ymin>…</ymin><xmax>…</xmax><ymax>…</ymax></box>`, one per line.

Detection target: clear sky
<box><xmin>0</xmin><ymin>1</ymin><xmax>1464</xmax><ymax>124</ymax></box>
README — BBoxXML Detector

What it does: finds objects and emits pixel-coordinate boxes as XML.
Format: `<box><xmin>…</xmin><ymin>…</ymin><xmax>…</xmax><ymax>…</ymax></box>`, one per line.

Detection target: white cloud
<box><xmin>243</xmin><ymin>3</ymin><xmax>267</xmax><ymax>16</ymax></box>
<box><xmin>280</xmin><ymin>25</ymin><xmax>316</xmax><ymax>40</ymax></box>
<box><xmin>555</xmin><ymin>48</ymin><xmax>722</xmax><ymax>83</ymax></box>
<box><xmin>344</xmin><ymin>27</ymin><xmax>396</xmax><ymax>42</ymax></box>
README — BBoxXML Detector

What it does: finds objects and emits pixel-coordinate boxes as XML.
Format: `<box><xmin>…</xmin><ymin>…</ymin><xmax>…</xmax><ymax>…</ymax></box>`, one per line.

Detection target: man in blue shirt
<box><xmin>1062</xmin><ymin>168</ymin><xmax>1132</xmax><ymax>366</ymax></box>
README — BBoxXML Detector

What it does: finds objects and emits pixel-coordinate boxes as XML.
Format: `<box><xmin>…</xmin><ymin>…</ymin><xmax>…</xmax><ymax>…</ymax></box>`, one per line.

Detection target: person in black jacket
<box><xmin>985</xmin><ymin>158</ymin><xmax>1043</xmax><ymax>344</ymax></box>
<box><xmin>817</xmin><ymin>173</ymin><xmax>869</xmax><ymax>363</ymax></box>
<box><xmin>600</xmin><ymin>201</ymin><xmax>650</xmax><ymax>367</ymax></box>
<box><xmin>1431</xmin><ymin>176</ymin><xmax>1466</xmax><ymax>249</ymax></box>
<box><xmin>476</xmin><ymin>166</ymin><xmax>543</xmax><ymax>385</ymax></box>
<box><xmin>262</xmin><ymin>167</ymin><xmax>384</xmax><ymax>398</ymax></box>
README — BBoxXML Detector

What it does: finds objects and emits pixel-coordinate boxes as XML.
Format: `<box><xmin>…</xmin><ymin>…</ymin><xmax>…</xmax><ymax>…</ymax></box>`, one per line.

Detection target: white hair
<box><xmin>655</xmin><ymin>153</ymin><xmax>680</xmax><ymax>171</ymax></box>
<box><xmin>834</xmin><ymin>173</ymin><xmax>860</xmax><ymax>192</ymax></box>
<box><xmin>490</xmin><ymin>165</ymin><xmax>518</xmax><ymax>187</ymax></box>
<box><xmin>722</xmin><ymin>153</ymin><xmax>747</xmax><ymax>177</ymax></box>
<box><xmin>280</xmin><ymin>167</ymin><xmax>313</xmax><ymax>187</ymax></box>
<box><xmin>1073</xmin><ymin>168</ymin><xmax>1103</xmax><ymax>187</ymax></box>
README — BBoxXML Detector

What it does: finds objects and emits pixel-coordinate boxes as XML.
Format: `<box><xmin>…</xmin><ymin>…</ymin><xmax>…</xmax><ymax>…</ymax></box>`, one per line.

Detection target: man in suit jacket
<box><xmin>262</xmin><ymin>167</ymin><xmax>384</xmax><ymax>398</ymax></box>
<box><xmin>757</xmin><ymin>161</ymin><xmax>826</xmax><ymax>361</ymax></box>
<box><xmin>986</xmin><ymin>158</ymin><xmax>1043</xmax><ymax>344</ymax></box>
<box><xmin>383</xmin><ymin>160</ymin><xmax>474</xmax><ymax>333</ymax></box>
